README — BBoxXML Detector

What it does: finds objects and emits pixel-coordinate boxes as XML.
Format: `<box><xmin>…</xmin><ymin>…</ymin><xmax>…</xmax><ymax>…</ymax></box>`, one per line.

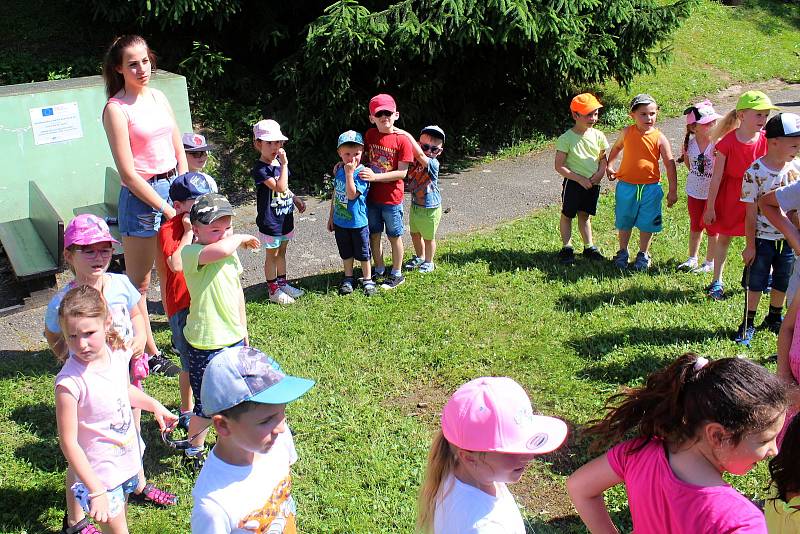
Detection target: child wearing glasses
<box><xmin>360</xmin><ymin>93</ymin><xmax>415</xmax><ymax>289</ymax></box>
<box><xmin>554</xmin><ymin>93</ymin><xmax>610</xmax><ymax>265</ymax></box>
<box><xmin>182</xmin><ymin>132</ymin><xmax>219</xmax><ymax>193</ymax></box>
<box><xmin>676</xmin><ymin>101</ymin><xmax>722</xmax><ymax>273</ymax></box>
<box><xmin>398</xmin><ymin>125</ymin><xmax>446</xmax><ymax>273</ymax></box>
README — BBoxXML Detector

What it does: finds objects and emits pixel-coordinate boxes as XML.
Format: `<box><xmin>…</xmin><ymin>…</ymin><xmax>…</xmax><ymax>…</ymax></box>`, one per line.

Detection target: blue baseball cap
<box><xmin>337</xmin><ymin>130</ymin><xmax>364</xmax><ymax>148</ymax></box>
<box><xmin>201</xmin><ymin>346</ymin><xmax>315</xmax><ymax>415</ymax></box>
<box><xmin>169</xmin><ymin>172</ymin><xmax>213</xmax><ymax>202</ymax></box>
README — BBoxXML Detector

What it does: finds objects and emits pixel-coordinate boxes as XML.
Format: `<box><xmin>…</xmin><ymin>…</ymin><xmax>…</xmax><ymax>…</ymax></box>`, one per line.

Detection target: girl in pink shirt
<box><xmin>55</xmin><ymin>286</ymin><xmax>177</xmax><ymax>534</ymax></box>
<box><xmin>567</xmin><ymin>353</ymin><xmax>788</xmax><ymax>534</ymax></box>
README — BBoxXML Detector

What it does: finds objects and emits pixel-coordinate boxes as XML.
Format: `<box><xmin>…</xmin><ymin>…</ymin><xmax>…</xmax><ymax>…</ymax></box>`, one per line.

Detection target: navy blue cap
<box><xmin>169</xmin><ymin>172</ymin><xmax>213</xmax><ymax>202</ymax></box>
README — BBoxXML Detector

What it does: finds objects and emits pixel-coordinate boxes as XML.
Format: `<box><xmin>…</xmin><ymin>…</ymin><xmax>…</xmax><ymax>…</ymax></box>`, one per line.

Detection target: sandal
<box><xmin>62</xmin><ymin>513</ymin><xmax>101</xmax><ymax>534</ymax></box>
<box><xmin>129</xmin><ymin>483</ymin><xmax>178</xmax><ymax>507</ymax></box>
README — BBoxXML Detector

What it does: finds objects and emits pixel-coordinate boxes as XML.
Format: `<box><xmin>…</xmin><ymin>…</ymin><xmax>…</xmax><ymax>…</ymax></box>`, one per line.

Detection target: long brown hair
<box><xmin>416</xmin><ymin>430</ymin><xmax>458</xmax><ymax>534</ymax></box>
<box><xmin>57</xmin><ymin>285</ymin><xmax>125</xmax><ymax>362</ymax></box>
<box><xmin>769</xmin><ymin>415</ymin><xmax>800</xmax><ymax>508</ymax></box>
<box><xmin>102</xmin><ymin>35</ymin><xmax>157</xmax><ymax>98</ymax></box>
<box><xmin>585</xmin><ymin>353</ymin><xmax>788</xmax><ymax>452</ymax></box>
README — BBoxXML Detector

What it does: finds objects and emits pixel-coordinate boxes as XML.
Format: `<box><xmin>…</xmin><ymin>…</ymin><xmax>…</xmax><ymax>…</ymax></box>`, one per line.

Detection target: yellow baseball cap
<box><xmin>736</xmin><ymin>91</ymin><xmax>779</xmax><ymax>111</ymax></box>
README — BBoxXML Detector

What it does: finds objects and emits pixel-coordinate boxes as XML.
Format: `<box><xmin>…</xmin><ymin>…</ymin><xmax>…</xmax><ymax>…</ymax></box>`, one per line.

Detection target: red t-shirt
<box><xmin>716</xmin><ymin>129</ymin><xmax>768</xmax><ymax>182</ymax></box>
<box><xmin>364</xmin><ymin>128</ymin><xmax>414</xmax><ymax>206</ymax></box>
<box><xmin>157</xmin><ymin>216</ymin><xmax>190</xmax><ymax>317</ymax></box>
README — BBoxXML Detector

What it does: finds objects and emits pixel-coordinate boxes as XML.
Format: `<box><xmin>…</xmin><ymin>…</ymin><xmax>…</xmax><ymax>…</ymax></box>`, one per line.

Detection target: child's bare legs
<box><xmin>98</xmin><ymin>505</ymin><xmax>129</xmax><ymax>534</ymax></box>
<box><xmin>370</xmin><ymin>233</ymin><xmax>384</xmax><ymax>272</ymax></box>
<box><xmin>179</xmin><ymin>372</ymin><xmax>193</xmax><ymax>414</ymax></box>
<box><xmin>343</xmin><ymin>257</ymin><xmax>355</xmax><ymax>277</ymax></box>
<box><xmin>387</xmin><ymin>235</ymin><xmax>403</xmax><ymax>273</ymax></box>
<box><xmin>411</xmin><ymin>231</ymin><xmax>425</xmax><ymax>257</ymax></box>
<box><xmin>617</xmin><ymin>229</ymin><xmax>632</xmax><ymax>252</ymax></box>
<box><xmin>264</xmin><ymin>248</ymin><xmax>279</xmax><ymax>282</ymax></box>
<box><xmin>705</xmin><ymin>235</ymin><xmax>718</xmax><ymax>265</ymax></box>
<box><xmin>638</xmin><ymin>231</ymin><xmax>653</xmax><ymax>254</ymax></box>
<box><xmin>275</xmin><ymin>241</ymin><xmax>289</xmax><ymax>278</ymax></box>
<box><xmin>712</xmin><ymin>235</ymin><xmax>734</xmax><ymax>282</ymax></box>
<box><xmin>65</xmin><ymin>466</ymin><xmax>86</xmax><ymax>526</ymax></box>
<box><xmin>688</xmin><ymin>230</ymin><xmax>703</xmax><ymax>259</ymax></box>
<box><xmin>360</xmin><ymin>260</ymin><xmax>372</xmax><ymax>280</ymax></box>
<box><xmin>123</xmin><ymin>236</ymin><xmax>159</xmax><ymax>356</ymax></box>
<box><xmin>559</xmin><ymin>215</ymin><xmax>573</xmax><ymax>248</ymax></box>
<box><xmin>423</xmin><ymin>238</ymin><xmax>436</xmax><ymax>263</ymax></box>
<box><xmin>188</xmin><ymin>415</ymin><xmax>210</xmax><ymax>450</ymax></box>
<box><xmin>577</xmin><ymin>212</ymin><xmax>592</xmax><ymax>248</ymax></box>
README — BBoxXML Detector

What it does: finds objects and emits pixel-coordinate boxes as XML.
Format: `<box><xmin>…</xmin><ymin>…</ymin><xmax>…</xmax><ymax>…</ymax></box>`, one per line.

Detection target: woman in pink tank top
<box><xmin>102</xmin><ymin>35</ymin><xmax>187</xmax><ymax>366</ymax></box>
<box><xmin>777</xmin><ymin>286</ymin><xmax>800</xmax><ymax>446</ymax></box>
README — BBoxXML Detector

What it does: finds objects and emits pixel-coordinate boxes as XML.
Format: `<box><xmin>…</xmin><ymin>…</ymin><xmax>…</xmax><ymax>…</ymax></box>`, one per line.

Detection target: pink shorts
<box><xmin>258</xmin><ymin>231</ymin><xmax>295</xmax><ymax>249</ymax></box>
<box><xmin>687</xmin><ymin>196</ymin><xmax>717</xmax><ymax>236</ymax></box>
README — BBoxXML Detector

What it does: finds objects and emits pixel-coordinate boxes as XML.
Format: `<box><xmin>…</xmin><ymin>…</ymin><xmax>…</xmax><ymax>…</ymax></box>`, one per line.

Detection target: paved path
<box><xmin>3</xmin><ymin>81</ymin><xmax>799</xmax><ymax>354</ymax></box>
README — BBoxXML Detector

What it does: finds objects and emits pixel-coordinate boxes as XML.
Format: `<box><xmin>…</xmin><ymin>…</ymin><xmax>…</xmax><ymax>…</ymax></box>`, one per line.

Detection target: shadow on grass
<box><xmin>741</xmin><ymin>0</ymin><xmax>800</xmax><ymax>32</ymax></box>
<box><xmin>0</xmin><ymin>486</ymin><xmax>61</xmax><ymax>534</ymax></box>
<box><xmin>556</xmin><ymin>286</ymin><xmax>695</xmax><ymax>313</ymax></box>
<box><xmin>0</xmin><ymin>350</ymin><xmax>59</xmax><ymax>380</ymax></box>
<box><xmin>244</xmin><ymin>270</ymin><xmax>345</xmax><ymax>302</ymax></box>
<box><xmin>568</xmin><ymin>326</ymin><xmax>730</xmax><ymax>361</ymax></box>
<box><xmin>10</xmin><ymin>402</ymin><xmax>64</xmax><ymax>471</ymax></box>
<box><xmin>526</xmin><ymin>510</ymin><xmax>632</xmax><ymax>534</ymax></box>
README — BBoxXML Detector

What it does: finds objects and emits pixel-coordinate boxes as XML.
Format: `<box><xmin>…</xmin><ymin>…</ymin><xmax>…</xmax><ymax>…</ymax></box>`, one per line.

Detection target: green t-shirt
<box><xmin>555</xmin><ymin>127</ymin><xmax>610</xmax><ymax>179</ymax></box>
<box><xmin>181</xmin><ymin>244</ymin><xmax>246</xmax><ymax>349</ymax></box>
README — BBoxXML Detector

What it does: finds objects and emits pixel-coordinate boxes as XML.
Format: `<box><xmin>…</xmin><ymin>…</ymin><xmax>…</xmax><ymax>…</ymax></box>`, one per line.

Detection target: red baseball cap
<box><xmin>369</xmin><ymin>94</ymin><xmax>397</xmax><ymax>115</ymax></box>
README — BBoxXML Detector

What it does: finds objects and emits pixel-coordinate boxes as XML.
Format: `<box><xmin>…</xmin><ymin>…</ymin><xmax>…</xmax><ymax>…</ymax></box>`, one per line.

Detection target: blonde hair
<box><xmin>416</xmin><ymin>430</ymin><xmax>459</xmax><ymax>533</ymax></box>
<box><xmin>57</xmin><ymin>285</ymin><xmax>125</xmax><ymax>362</ymax></box>
<box><xmin>709</xmin><ymin>109</ymin><xmax>740</xmax><ymax>143</ymax></box>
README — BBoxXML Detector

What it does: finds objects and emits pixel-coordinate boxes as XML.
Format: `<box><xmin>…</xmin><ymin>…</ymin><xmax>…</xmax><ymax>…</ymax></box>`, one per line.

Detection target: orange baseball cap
<box><xmin>570</xmin><ymin>93</ymin><xmax>603</xmax><ymax>115</ymax></box>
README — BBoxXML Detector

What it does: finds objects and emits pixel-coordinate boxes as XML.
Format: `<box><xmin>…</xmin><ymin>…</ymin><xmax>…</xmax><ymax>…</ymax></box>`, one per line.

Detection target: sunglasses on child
<box><xmin>75</xmin><ymin>246</ymin><xmax>113</xmax><ymax>258</ymax></box>
<box><xmin>374</xmin><ymin>110</ymin><xmax>394</xmax><ymax>118</ymax></box>
<box><xmin>187</xmin><ymin>151</ymin><xmax>207</xmax><ymax>157</ymax></box>
<box><xmin>421</xmin><ymin>143</ymin><xmax>442</xmax><ymax>154</ymax></box>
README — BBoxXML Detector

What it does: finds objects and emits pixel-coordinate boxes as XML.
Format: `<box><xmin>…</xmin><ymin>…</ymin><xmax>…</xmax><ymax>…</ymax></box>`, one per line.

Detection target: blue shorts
<box><xmin>118</xmin><ymin>177</ymin><xmax>173</xmax><ymax>238</ymax></box>
<box><xmin>258</xmin><ymin>231</ymin><xmax>295</xmax><ymax>249</ymax></box>
<box><xmin>615</xmin><ymin>181</ymin><xmax>663</xmax><ymax>233</ymax></box>
<box><xmin>367</xmin><ymin>203</ymin><xmax>404</xmax><ymax>238</ymax></box>
<box><xmin>168</xmin><ymin>308</ymin><xmax>190</xmax><ymax>372</ymax></box>
<box><xmin>73</xmin><ymin>474</ymin><xmax>138</xmax><ymax>519</ymax></box>
<box><xmin>187</xmin><ymin>339</ymin><xmax>245</xmax><ymax>417</ymax></box>
<box><xmin>334</xmin><ymin>225</ymin><xmax>371</xmax><ymax>261</ymax></box>
<box><xmin>743</xmin><ymin>238</ymin><xmax>795</xmax><ymax>293</ymax></box>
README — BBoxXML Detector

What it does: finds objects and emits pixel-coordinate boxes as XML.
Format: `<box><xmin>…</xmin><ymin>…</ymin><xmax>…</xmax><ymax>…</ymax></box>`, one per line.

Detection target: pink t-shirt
<box><xmin>55</xmin><ymin>347</ymin><xmax>143</xmax><ymax>489</ymax></box>
<box><xmin>607</xmin><ymin>438</ymin><xmax>767</xmax><ymax>533</ymax></box>
<box><xmin>716</xmin><ymin>129</ymin><xmax>768</xmax><ymax>183</ymax></box>
<box><xmin>107</xmin><ymin>91</ymin><xmax>177</xmax><ymax>178</ymax></box>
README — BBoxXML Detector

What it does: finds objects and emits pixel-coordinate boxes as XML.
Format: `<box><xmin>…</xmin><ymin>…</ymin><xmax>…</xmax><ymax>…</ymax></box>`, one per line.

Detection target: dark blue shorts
<box><xmin>743</xmin><ymin>238</ymin><xmax>795</xmax><ymax>293</ymax></box>
<box><xmin>186</xmin><ymin>339</ymin><xmax>245</xmax><ymax>417</ymax></box>
<box><xmin>334</xmin><ymin>225</ymin><xmax>371</xmax><ymax>261</ymax></box>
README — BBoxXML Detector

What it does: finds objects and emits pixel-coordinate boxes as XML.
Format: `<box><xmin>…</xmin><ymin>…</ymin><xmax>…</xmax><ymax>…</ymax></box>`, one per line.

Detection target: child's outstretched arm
<box><xmin>360</xmin><ymin>162</ymin><xmax>410</xmax><ymax>183</ymax></box>
<box><xmin>659</xmin><ymin>134</ymin><xmax>678</xmax><ymax>207</ymax></box>
<box><xmin>394</xmin><ymin>128</ymin><xmax>429</xmax><ymax>167</ymax></box>
<box><xmin>55</xmin><ymin>387</ymin><xmax>113</xmax><ymax>523</ymax></box>
<box><xmin>760</xmin><ymin>190</ymin><xmax>800</xmax><ymax>253</ymax></box>
<box><xmin>566</xmin><ymin>453</ymin><xmax>623</xmax><ymax>534</ymax></box>
<box><xmin>128</xmin><ymin>384</ymin><xmax>179</xmax><ymax>431</ymax></box>
<box><xmin>555</xmin><ymin>150</ymin><xmax>592</xmax><ymax>190</ymax></box>
<box><xmin>197</xmin><ymin>234</ymin><xmax>260</xmax><ymax>265</ymax></box>
<box><xmin>703</xmin><ymin>151</ymin><xmax>727</xmax><ymax>226</ymax></box>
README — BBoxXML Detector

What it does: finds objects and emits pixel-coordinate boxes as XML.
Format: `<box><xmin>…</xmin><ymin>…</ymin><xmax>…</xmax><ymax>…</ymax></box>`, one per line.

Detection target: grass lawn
<box><xmin>0</xmin><ymin>166</ymin><xmax>783</xmax><ymax>533</ymax></box>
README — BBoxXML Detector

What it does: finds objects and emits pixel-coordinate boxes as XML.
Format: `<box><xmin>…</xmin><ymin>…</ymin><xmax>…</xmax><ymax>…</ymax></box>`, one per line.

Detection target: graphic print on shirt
<box><xmin>368</xmin><ymin>144</ymin><xmax>397</xmax><ymax>173</ymax></box>
<box><xmin>334</xmin><ymin>178</ymin><xmax>354</xmax><ymax>223</ymax></box>
<box><xmin>269</xmin><ymin>191</ymin><xmax>295</xmax><ymax>218</ymax></box>
<box><xmin>237</xmin><ymin>475</ymin><xmax>297</xmax><ymax>533</ymax></box>
<box><xmin>406</xmin><ymin>163</ymin><xmax>433</xmax><ymax>206</ymax></box>
<box><xmin>108</xmin><ymin>398</ymin><xmax>132</xmax><ymax>435</ymax></box>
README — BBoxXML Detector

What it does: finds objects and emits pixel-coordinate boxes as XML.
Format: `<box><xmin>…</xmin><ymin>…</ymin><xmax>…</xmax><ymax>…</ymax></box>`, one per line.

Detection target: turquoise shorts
<box><xmin>615</xmin><ymin>181</ymin><xmax>663</xmax><ymax>233</ymax></box>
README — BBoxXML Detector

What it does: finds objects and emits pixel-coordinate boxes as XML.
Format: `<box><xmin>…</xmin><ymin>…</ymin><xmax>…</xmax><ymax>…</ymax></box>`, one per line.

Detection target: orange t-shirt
<box><xmin>616</xmin><ymin>126</ymin><xmax>662</xmax><ymax>185</ymax></box>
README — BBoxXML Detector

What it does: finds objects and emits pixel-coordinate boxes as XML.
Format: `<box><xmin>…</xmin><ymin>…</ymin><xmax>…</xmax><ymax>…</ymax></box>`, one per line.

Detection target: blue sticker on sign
<box><xmin>42</xmin><ymin>108</ymin><xmax>54</xmax><ymax>117</ymax></box>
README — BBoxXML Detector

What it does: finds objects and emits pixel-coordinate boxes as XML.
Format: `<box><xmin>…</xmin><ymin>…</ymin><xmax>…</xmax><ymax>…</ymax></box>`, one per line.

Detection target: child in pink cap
<box><xmin>416</xmin><ymin>377</ymin><xmax>567</xmax><ymax>534</ymax></box>
<box><xmin>44</xmin><ymin>214</ymin><xmax>178</xmax><ymax>533</ymax></box>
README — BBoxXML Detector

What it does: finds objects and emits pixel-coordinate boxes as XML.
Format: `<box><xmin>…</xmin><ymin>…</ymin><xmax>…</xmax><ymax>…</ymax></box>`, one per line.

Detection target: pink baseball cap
<box><xmin>441</xmin><ymin>377</ymin><xmax>568</xmax><ymax>454</ymax></box>
<box><xmin>253</xmin><ymin>119</ymin><xmax>288</xmax><ymax>142</ymax></box>
<box><xmin>369</xmin><ymin>94</ymin><xmax>397</xmax><ymax>115</ymax></box>
<box><xmin>64</xmin><ymin>214</ymin><xmax>119</xmax><ymax>248</ymax></box>
<box><xmin>684</xmin><ymin>100</ymin><xmax>722</xmax><ymax>125</ymax></box>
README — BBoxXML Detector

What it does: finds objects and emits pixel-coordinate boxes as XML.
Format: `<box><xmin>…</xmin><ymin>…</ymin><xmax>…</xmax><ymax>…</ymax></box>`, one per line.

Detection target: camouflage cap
<box><xmin>189</xmin><ymin>193</ymin><xmax>235</xmax><ymax>225</ymax></box>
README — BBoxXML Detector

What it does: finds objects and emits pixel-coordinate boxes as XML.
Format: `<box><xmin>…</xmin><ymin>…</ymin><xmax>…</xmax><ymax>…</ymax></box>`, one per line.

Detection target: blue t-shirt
<box><xmin>45</xmin><ymin>273</ymin><xmax>140</xmax><ymax>341</ymax></box>
<box><xmin>333</xmin><ymin>163</ymin><xmax>369</xmax><ymax>228</ymax></box>
<box><xmin>251</xmin><ymin>160</ymin><xmax>295</xmax><ymax>236</ymax></box>
<box><xmin>406</xmin><ymin>158</ymin><xmax>441</xmax><ymax>208</ymax></box>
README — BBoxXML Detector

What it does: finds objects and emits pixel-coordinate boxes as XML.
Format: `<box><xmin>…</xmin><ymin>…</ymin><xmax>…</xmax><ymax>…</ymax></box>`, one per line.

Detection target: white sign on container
<box><xmin>29</xmin><ymin>102</ymin><xmax>83</xmax><ymax>145</ymax></box>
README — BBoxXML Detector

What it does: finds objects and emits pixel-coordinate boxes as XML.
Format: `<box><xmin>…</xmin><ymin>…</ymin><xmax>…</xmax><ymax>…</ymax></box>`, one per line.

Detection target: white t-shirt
<box><xmin>191</xmin><ymin>429</ymin><xmax>298</xmax><ymax>534</ymax></box>
<box><xmin>684</xmin><ymin>137</ymin><xmax>715</xmax><ymax>200</ymax></box>
<box><xmin>433</xmin><ymin>475</ymin><xmax>526</xmax><ymax>534</ymax></box>
<box><xmin>740</xmin><ymin>158</ymin><xmax>800</xmax><ymax>240</ymax></box>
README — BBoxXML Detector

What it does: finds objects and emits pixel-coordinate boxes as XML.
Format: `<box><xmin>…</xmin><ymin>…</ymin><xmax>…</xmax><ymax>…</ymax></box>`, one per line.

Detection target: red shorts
<box><xmin>687</xmin><ymin>196</ymin><xmax>718</xmax><ymax>236</ymax></box>
<box><xmin>706</xmin><ymin>173</ymin><xmax>745</xmax><ymax>237</ymax></box>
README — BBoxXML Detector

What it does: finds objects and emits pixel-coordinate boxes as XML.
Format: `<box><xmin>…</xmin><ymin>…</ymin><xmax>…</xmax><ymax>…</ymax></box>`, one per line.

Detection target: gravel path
<box><xmin>2</xmin><ymin>80</ymin><xmax>798</xmax><ymax>355</ymax></box>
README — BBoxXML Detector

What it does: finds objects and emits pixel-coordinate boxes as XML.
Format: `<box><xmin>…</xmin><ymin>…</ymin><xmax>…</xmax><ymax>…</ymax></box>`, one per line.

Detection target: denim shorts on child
<box><xmin>615</xmin><ymin>181</ymin><xmax>663</xmax><ymax>233</ymax></box>
<box><xmin>72</xmin><ymin>474</ymin><xmax>138</xmax><ymax>519</ymax></box>
<box><xmin>168</xmin><ymin>308</ymin><xmax>191</xmax><ymax>372</ymax></box>
<box><xmin>187</xmin><ymin>339</ymin><xmax>245</xmax><ymax>417</ymax></box>
<box><xmin>118</xmin><ymin>177</ymin><xmax>173</xmax><ymax>238</ymax></box>
<box><xmin>258</xmin><ymin>231</ymin><xmax>295</xmax><ymax>249</ymax></box>
<box><xmin>409</xmin><ymin>205</ymin><xmax>442</xmax><ymax>241</ymax></box>
<box><xmin>561</xmin><ymin>179</ymin><xmax>600</xmax><ymax>218</ymax></box>
<box><xmin>334</xmin><ymin>225</ymin><xmax>371</xmax><ymax>261</ymax></box>
<box><xmin>367</xmin><ymin>203</ymin><xmax>404</xmax><ymax>237</ymax></box>
<box><xmin>742</xmin><ymin>238</ymin><xmax>794</xmax><ymax>293</ymax></box>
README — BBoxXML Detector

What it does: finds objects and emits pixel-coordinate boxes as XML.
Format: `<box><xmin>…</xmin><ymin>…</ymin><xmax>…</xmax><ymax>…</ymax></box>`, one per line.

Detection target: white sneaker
<box><xmin>693</xmin><ymin>260</ymin><xmax>714</xmax><ymax>274</ymax></box>
<box><xmin>279</xmin><ymin>283</ymin><xmax>305</xmax><ymax>299</ymax></box>
<box><xmin>269</xmin><ymin>289</ymin><xmax>295</xmax><ymax>305</ymax></box>
<box><xmin>677</xmin><ymin>258</ymin><xmax>698</xmax><ymax>271</ymax></box>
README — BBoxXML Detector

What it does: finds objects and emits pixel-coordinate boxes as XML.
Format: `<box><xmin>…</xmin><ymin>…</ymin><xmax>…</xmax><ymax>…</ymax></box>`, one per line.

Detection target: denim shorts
<box><xmin>615</xmin><ymin>181</ymin><xmax>663</xmax><ymax>233</ymax></box>
<box><xmin>73</xmin><ymin>474</ymin><xmax>138</xmax><ymax>519</ymax></box>
<box><xmin>118</xmin><ymin>177</ymin><xmax>172</xmax><ymax>238</ymax></box>
<box><xmin>367</xmin><ymin>203</ymin><xmax>404</xmax><ymax>237</ymax></box>
<box><xmin>334</xmin><ymin>225</ymin><xmax>371</xmax><ymax>261</ymax></box>
<box><xmin>743</xmin><ymin>238</ymin><xmax>794</xmax><ymax>293</ymax></box>
<box><xmin>168</xmin><ymin>308</ymin><xmax>191</xmax><ymax>372</ymax></box>
<box><xmin>187</xmin><ymin>339</ymin><xmax>245</xmax><ymax>417</ymax></box>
